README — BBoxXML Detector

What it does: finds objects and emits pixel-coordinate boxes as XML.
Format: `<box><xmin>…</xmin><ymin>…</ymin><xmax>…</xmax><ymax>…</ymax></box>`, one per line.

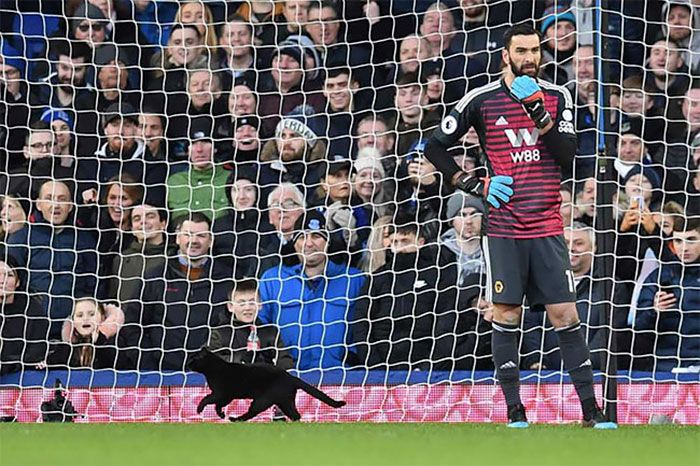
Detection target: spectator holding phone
<box><xmin>635</xmin><ymin>217</ymin><xmax>700</xmax><ymax>371</ymax></box>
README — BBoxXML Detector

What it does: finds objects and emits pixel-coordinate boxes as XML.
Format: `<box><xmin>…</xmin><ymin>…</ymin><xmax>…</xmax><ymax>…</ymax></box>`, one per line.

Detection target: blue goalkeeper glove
<box><xmin>510</xmin><ymin>76</ymin><xmax>552</xmax><ymax>129</ymax></box>
<box><xmin>455</xmin><ymin>172</ymin><xmax>514</xmax><ymax>209</ymax></box>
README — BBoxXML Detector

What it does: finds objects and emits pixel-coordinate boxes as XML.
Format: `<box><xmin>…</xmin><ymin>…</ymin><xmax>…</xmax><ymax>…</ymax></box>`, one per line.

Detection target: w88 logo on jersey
<box><xmin>510</xmin><ymin>148</ymin><xmax>541</xmax><ymax>163</ymax></box>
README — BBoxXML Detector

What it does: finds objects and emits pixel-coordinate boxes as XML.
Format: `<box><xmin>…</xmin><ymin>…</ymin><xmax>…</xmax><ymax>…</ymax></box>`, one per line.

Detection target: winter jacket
<box><xmin>209</xmin><ymin>317</ymin><xmax>293</xmax><ymax>369</ymax></box>
<box><xmin>102</xmin><ymin>240</ymin><xmax>168</xmax><ymax>303</ymax></box>
<box><xmin>132</xmin><ymin>256</ymin><xmax>233</xmax><ymax>370</ymax></box>
<box><xmin>635</xmin><ymin>260</ymin><xmax>700</xmax><ymax>370</ymax></box>
<box><xmin>440</xmin><ymin>229</ymin><xmax>485</xmax><ymax>285</ymax></box>
<box><xmin>351</xmin><ymin>245</ymin><xmax>459</xmax><ymax>369</ymax></box>
<box><xmin>0</xmin><ymin>293</ymin><xmax>48</xmax><ymax>374</ymax></box>
<box><xmin>258</xmin><ymin>260</ymin><xmax>365</xmax><ymax>370</ymax></box>
<box><xmin>212</xmin><ymin>209</ymin><xmax>274</xmax><ymax>279</ymax></box>
<box><xmin>167</xmin><ymin>165</ymin><xmax>230</xmax><ymax>222</ymax></box>
<box><xmin>5</xmin><ymin>213</ymin><xmax>97</xmax><ymax>338</ymax></box>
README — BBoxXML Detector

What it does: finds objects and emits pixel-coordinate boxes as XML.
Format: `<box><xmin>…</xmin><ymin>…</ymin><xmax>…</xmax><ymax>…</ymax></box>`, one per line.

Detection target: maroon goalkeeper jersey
<box><xmin>432</xmin><ymin>79</ymin><xmax>576</xmax><ymax>239</ymax></box>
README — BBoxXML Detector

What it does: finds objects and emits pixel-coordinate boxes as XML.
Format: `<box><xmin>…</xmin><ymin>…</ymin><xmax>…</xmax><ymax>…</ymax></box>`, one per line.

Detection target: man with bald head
<box><xmin>6</xmin><ymin>180</ymin><xmax>97</xmax><ymax>338</ymax></box>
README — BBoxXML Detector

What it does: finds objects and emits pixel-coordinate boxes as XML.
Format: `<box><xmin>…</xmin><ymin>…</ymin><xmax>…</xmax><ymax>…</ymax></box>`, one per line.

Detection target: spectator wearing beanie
<box><xmin>40</xmin><ymin>108</ymin><xmax>76</xmax><ymax>159</ymax></box>
<box><xmin>0</xmin><ymin>42</ymin><xmax>30</xmax><ymax>171</ymax></box>
<box><xmin>614</xmin><ymin>118</ymin><xmax>655</xmax><ymax>182</ymax></box>
<box><xmin>350</xmin><ymin>149</ymin><xmax>394</xmax><ymax>255</ymax></box>
<box><xmin>217</xmin><ymin>115</ymin><xmax>263</xmax><ymax>168</ymax></box>
<box><xmin>167</xmin><ymin>119</ymin><xmax>230</xmax><ymax>222</ymax></box>
<box><xmin>440</xmin><ymin>192</ymin><xmax>486</xmax><ymax>285</ymax></box>
<box><xmin>540</xmin><ymin>5</ymin><xmax>578</xmax><ymax>85</ymax></box>
<box><xmin>258</xmin><ymin>209</ymin><xmax>366</xmax><ymax>370</ymax></box>
<box><xmin>80</xmin><ymin>102</ymin><xmax>168</xmax><ymax>204</ymax></box>
<box><xmin>92</xmin><ymin>43</ymin><xmax>142</xmax><ymax>113</ymax></box>
<box><xmin>259</xmin><ymin>105</ymin><xmax>328</xmax><ymax>202</ymax></box>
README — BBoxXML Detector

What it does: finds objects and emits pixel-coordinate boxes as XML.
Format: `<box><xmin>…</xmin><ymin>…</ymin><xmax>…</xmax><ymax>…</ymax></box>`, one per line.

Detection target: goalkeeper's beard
<box><xmin>509</xmin><ymin>61</ymin><xmax>539</xmax><ymax>78</ymax></box>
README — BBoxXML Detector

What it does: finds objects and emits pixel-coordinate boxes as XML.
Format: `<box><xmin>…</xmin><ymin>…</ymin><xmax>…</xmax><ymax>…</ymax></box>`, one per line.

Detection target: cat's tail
<box><xmin>294</xmin><ymin>378</ymin><xmax>346</xmax><ymax>408</ymax></box>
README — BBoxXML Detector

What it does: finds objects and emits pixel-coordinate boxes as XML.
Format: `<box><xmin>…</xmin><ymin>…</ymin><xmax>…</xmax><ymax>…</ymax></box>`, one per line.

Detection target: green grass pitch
<box><xmin>1</xmin><ymin>423</ymin><xmax>698</xmax><ymax>466</ymax></box>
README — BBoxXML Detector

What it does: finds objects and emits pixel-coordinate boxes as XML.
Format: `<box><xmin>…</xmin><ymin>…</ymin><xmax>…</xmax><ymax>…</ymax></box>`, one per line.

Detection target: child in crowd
<box><xmin>41</xmin><ymin>298</ymin><xmax>124</xmax><ymax>369</ymax></box>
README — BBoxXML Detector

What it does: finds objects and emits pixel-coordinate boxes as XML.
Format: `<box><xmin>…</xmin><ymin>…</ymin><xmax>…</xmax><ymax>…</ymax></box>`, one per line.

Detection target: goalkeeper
<box><xmin>424</xmin><ymin>23</ymin><xmax>616</xmax><ymax>429</ymax></box>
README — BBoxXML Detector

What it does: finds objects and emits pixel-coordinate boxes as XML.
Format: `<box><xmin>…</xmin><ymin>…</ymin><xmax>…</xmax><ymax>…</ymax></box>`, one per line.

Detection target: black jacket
<box><xmin>45</xmin><ymin>332</ymin><xmax>117</xmax><ymax>369</ymax></box>
<box><xmin>128</xmin><ymin>256</ymin><xmax>233</xmax><ymax>370</ymax></box>
<box><xmin>102</xmin><ymin>240</ymin><xmax>168</xmax><ymax>302</ymax></box>
<box><xmin>209</xmin><ymin>317</ymin><xmax>293</xmax><ymax>370</ymax></box>
<box><xmin>0</xmin><ymin>294</ymin><xmax>48</xmax><ymax>374</ymax></box>
<box><xmin>212</xmin><ymin>209</ymin><xmax>274</xmax><ymax>279</ymax></box>
<box><xmin>351</xmin><ymin>245</ymin><xmax>459</xmax><ymax>369</ymax></box>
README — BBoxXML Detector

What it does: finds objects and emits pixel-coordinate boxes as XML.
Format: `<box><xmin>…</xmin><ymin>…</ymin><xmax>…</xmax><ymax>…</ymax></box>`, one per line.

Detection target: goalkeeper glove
<box><xmin>510</xmin><ymin>76</ymin><xmax>552</xmax><ymax>129</ymax></box>
<box><xmin>454</xmin><ymin>172</ymin><xmax>514</xmax><ymax>209</ymax></box>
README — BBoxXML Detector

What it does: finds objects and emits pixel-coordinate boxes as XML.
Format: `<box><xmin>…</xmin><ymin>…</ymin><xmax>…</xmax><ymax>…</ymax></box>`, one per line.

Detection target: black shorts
<box><xmin>482</xmin><ymin>235</ymin><xmax>576</xmax><ymax>306</ymax></box>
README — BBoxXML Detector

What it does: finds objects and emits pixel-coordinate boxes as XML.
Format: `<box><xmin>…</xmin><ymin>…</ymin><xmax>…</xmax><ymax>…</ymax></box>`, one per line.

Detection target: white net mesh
<box><xmin>0</xmin><ymin>0</ymin><xmax>698</xmax><ymax>424</ymax></box>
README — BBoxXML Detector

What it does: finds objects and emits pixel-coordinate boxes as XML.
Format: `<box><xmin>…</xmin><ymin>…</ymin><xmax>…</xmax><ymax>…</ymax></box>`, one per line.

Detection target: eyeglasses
<box><xmin>30</xmin><ymin>142</ymin><xmax>53</xmax><ymax>151</ymax></box>
<box><xmin>78</xmin><ymin>22</ymin><xmax>104</xmax><ymax>33</ymax></box>
<box><xmin>269</xmin><ymin>199</ymin><xmax>302</xmax><ymax>210</ymax></box>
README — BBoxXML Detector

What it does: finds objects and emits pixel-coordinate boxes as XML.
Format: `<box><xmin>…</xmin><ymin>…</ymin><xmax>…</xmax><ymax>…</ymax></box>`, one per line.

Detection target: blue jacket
<box><xmin>259</xmin><ymin>260</ymin><xmax>365</xmax><ymax>370</ymax></box>
<box><xmin>6</xmin><ymin>213</ymin><xmax>97</xmax><ymax>337</ymax></box>
<box><xmin>636</xmin><ymin>261</ymin><xmax>700</xmax><ymax>370</ymax></box>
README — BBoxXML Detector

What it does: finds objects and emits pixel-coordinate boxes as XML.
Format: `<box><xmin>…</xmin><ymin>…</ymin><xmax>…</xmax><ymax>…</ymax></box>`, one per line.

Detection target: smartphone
<box><xmin>631</xmin><ymin>195</ymin><xmax>645</xmax><ymax>210</ymax></box>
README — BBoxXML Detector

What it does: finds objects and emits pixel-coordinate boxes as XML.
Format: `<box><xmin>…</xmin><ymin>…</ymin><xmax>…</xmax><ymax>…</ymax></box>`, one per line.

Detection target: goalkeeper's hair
<box><xmin>504</xmin><ymin>22</ymin><xmax>541</xmax><ymax>49</ymax></box>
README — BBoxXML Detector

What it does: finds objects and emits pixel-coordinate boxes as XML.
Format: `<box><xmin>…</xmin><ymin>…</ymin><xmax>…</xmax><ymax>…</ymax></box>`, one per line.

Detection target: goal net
<box><xmin>0</xmin><ymin>0</ymin><xmax>698</xmax><ymax>424</ymax></box>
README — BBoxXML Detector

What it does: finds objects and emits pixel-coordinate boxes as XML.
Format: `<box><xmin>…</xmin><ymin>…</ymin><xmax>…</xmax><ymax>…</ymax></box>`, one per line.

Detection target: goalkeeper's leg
<box><xmin>492</xmin><ymin>304</ymin><xmax>528</xmax><ymax>428</ymax></box>
<box><xmin>484</xmin><ymin>236</ymin><xmax>530</xmax><ymax>427</ymax></box>
<box><xmin>547</xmin><ymin>303</ymin><xmax>618</xmax><ymax>429</ymax></box>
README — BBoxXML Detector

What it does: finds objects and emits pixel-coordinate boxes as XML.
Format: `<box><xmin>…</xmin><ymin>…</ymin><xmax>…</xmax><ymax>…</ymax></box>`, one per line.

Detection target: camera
<box><xmin>40</xmin><ymin>379</ymin><xmax>80</xmax><ymax>423</ymax></box>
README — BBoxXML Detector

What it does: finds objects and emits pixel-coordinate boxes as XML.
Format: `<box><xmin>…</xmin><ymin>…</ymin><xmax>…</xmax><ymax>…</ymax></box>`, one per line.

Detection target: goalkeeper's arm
<box><xmin>424</xmin><ymin>137</ymin><xmax>513</xmax><ymax>209</ymax></box>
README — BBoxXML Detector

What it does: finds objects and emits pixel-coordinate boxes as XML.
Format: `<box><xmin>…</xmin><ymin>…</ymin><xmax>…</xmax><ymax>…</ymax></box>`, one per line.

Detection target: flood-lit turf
<box><xmin>1</xmin><ymin>422</ymin><xmax>698</xmax><ymax>466</ymax></box>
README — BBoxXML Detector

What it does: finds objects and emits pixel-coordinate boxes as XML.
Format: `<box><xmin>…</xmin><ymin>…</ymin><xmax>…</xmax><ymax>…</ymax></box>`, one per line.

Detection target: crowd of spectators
<box><xmin>0</xmin><ymin>0</ymin><xmax>698</xmax><ymax>375</ymax></box>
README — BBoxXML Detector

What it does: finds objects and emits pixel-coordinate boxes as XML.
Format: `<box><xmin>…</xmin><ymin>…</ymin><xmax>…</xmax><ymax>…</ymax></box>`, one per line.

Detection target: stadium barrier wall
<box><xmin>1</xmin><ymin>371</ymin><xmax>698</xmax><ymax>424</ymax></box>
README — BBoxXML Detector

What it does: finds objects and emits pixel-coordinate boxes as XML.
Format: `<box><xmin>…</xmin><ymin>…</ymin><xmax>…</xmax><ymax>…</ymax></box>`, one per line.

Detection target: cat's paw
<box><xmin>229</xmin><ymin>416</ymin><xmax>244</xmax><ymax>422</ymax></box>
<box><xmin>216</xmin><ymin>409</ymin><xmax>225</xmax><ymax>419</ymax></box>
<box><xmin>196</xmin><ymin>403</ymin><xmax>206</xmax><ymax>414</ymax></box>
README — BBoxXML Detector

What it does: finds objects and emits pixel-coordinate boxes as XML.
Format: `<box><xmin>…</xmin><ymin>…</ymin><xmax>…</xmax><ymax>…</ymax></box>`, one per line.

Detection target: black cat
<box><xmin>187</xmin><ymin>347</ymin><xmax>346</xmax><ymax>421</ymax></box>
